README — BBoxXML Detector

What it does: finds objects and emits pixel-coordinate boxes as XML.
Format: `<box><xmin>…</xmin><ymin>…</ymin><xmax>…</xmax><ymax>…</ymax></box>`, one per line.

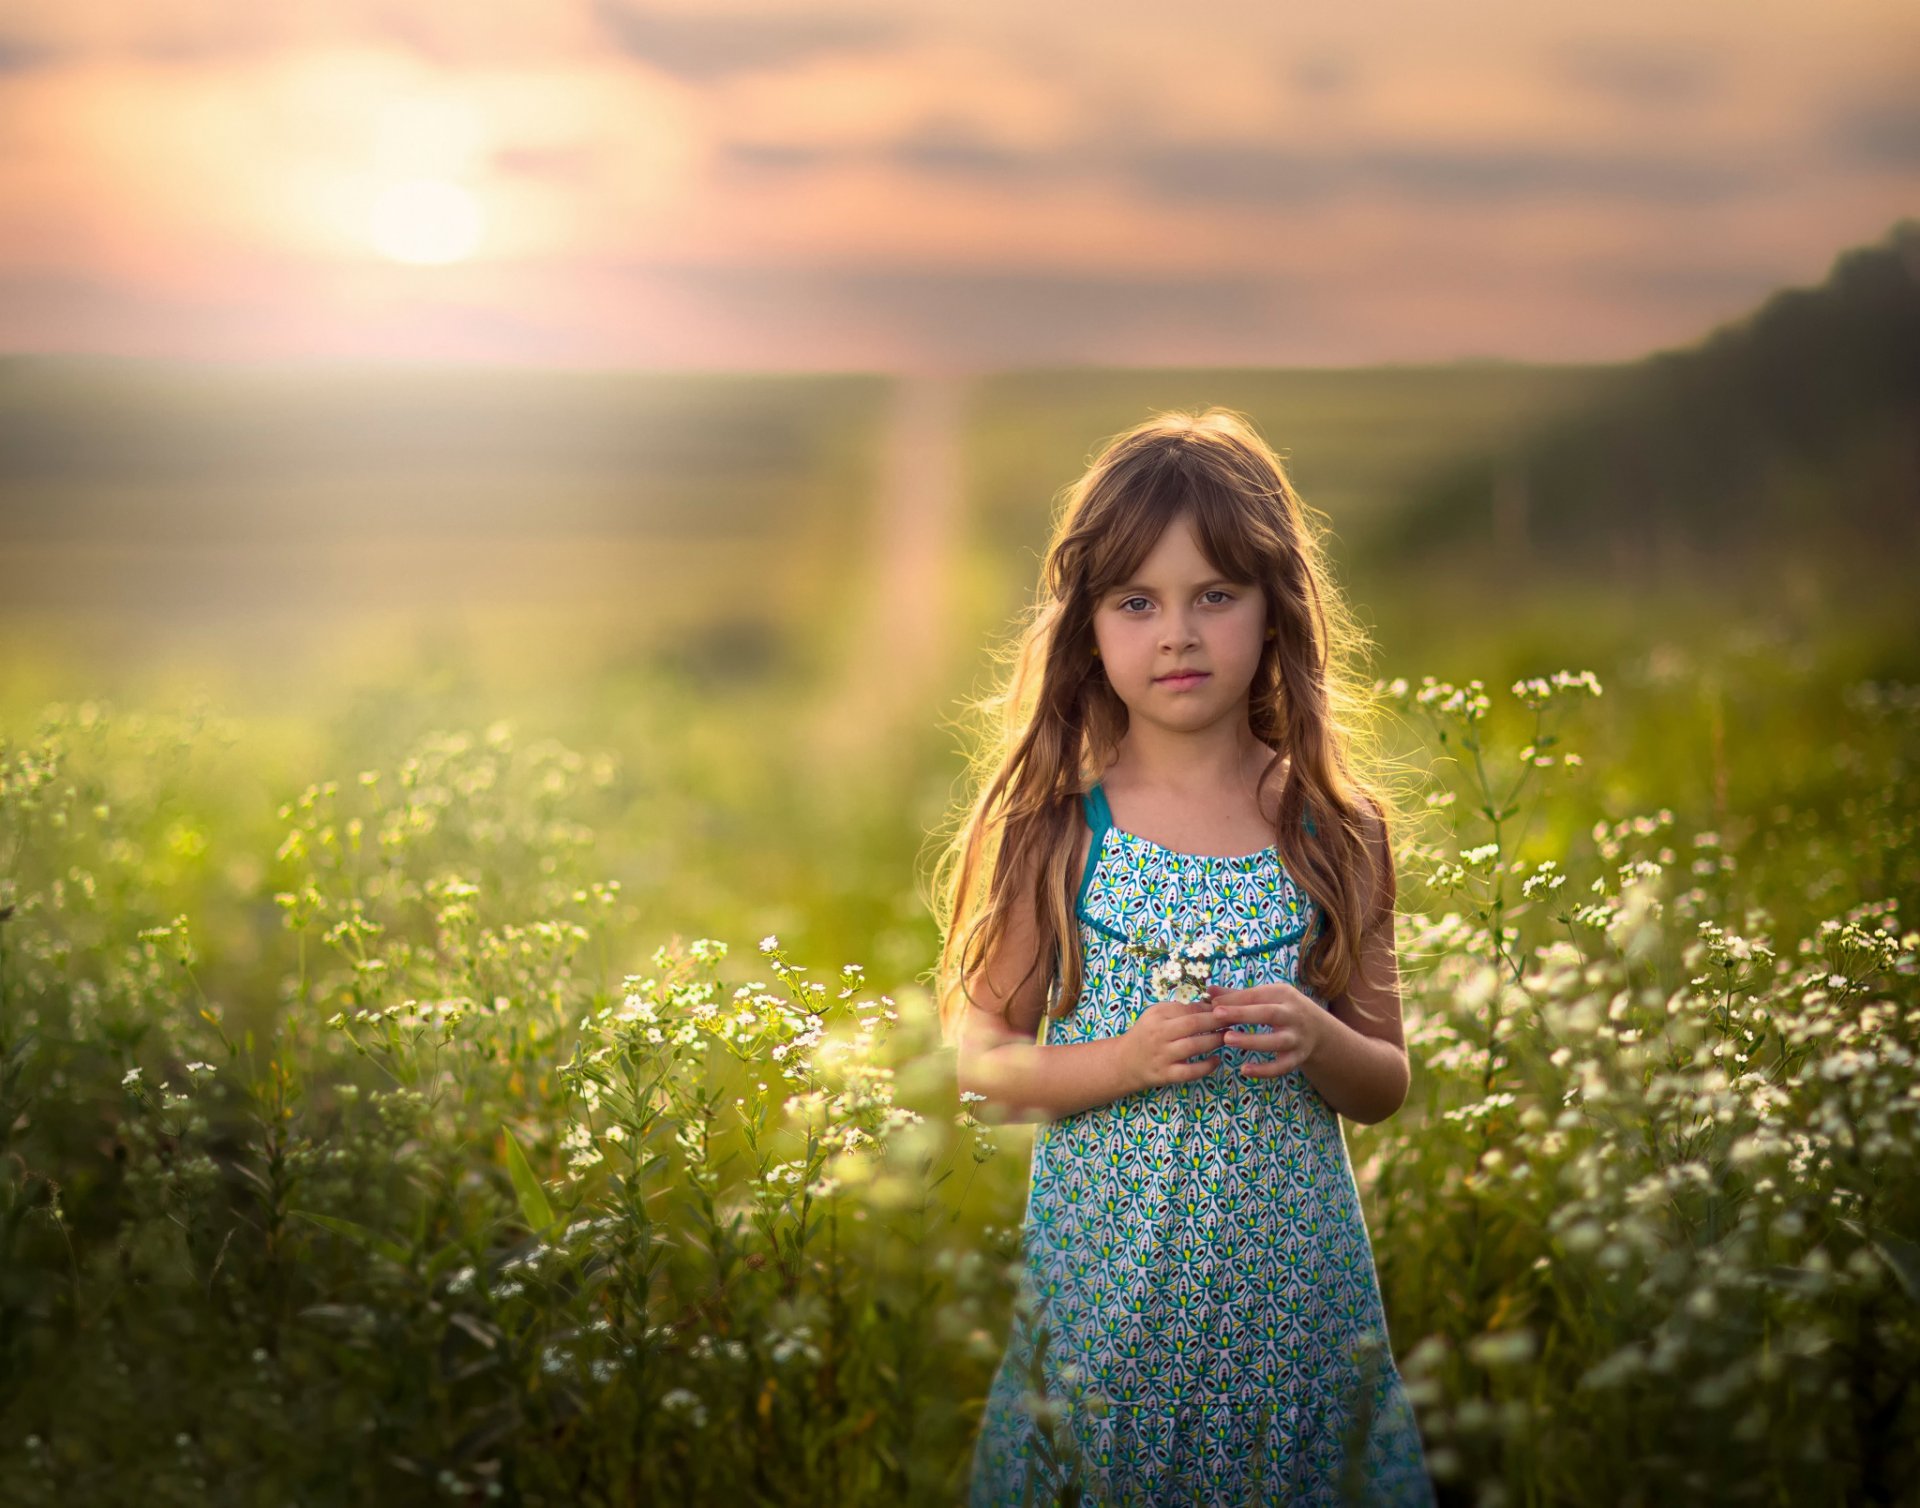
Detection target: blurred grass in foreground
<box><xmin>0</xmin><ymin>595</ymin><xmax>1914</xmax><ymax>1503</ymax></box>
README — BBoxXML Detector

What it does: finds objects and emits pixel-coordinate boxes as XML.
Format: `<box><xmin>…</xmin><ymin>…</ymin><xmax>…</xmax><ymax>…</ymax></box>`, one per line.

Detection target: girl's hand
<box><xmin>1205</xmin><ymin>982</ymin><xmax>1327</xmax><ymax>1077</ymax></box>
<box><xmin>1117</xmin><ymin>999</ymin><xmax>1226</xmax><ymax>1093</ymax></box>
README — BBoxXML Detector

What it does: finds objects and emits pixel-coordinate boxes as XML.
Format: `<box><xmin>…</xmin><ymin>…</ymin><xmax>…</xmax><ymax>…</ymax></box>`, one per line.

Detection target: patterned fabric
<box><xmin>968</xmin><ymin>783</ymin><xmax>1437</xmax><ymax>1508</ymax></box>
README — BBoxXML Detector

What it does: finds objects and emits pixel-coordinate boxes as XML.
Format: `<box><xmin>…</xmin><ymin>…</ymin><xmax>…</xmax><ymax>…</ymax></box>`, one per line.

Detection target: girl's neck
<box><xmin>1103</xmin><ymin>722</ymin><xmax>1282</xmax><ymax>804</ymax></box>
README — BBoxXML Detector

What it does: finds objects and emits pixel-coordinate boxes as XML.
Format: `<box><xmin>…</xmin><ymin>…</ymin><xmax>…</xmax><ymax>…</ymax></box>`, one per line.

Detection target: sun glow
<box><xmin>369</xmin><ymin>179</ymin><xmax>484</xmax><ymax>265</ymax></box>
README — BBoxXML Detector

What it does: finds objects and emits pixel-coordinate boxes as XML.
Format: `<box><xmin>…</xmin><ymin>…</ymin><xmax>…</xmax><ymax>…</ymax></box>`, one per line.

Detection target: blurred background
<box><xmin>0</xmin><ymin>0</ymin><xmax>1916</xmax><ymax>978</ymax></box>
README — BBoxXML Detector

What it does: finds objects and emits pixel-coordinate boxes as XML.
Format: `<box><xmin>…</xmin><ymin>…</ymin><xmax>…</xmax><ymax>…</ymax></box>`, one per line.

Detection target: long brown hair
<box><xmin>927</xmin><ymin>407</ymin><xmax>1405</xmax><ymax>1047</ymax></box>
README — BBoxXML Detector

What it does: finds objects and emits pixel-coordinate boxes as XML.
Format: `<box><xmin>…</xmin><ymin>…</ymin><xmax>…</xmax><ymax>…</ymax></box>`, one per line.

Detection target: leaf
<box><xmin>451</xmin><ymin>1402</ymin><xmax>521</xmax><ymax>1463</ymax></box>
<box><xmin>447</xmin><ymin>1312</ymin><xmax>501</xmax><ymax>1351</ymax></box>
<box><xmin>291</xmin><ymin>1208</ymin><xmax>410</xmax><ymax>1266</ymax></box>
<box><xmin>1839</xmin><ymin>1216</ymin><xmax>1920</xmax><ymax>1305</ymax></box>
<box><xmin>1762</xmin><ymin>1263</ymin><xmax>1827</xmax><ymax>1297</ymax></box>
<box><xmin>299</xmin><ymin>1302</ymin><xmax>379</xmax><ymax>1327</ymax></box>
<box><xmin>501</xmin><ymin>1124</ymin><xmax>556</xmax><ymax>1234</ymax></box>
<box><xmin>425</xmin><ymin>1241</ymin><xmax>477</xmax><ymax>1283</ymax></box>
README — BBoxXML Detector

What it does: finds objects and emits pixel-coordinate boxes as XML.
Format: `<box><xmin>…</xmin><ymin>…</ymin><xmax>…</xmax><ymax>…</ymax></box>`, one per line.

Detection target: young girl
<box><xmin>933</xmin><ymin>409</ymin><xmax>1437</xmax><ymax>1507</ymax></box>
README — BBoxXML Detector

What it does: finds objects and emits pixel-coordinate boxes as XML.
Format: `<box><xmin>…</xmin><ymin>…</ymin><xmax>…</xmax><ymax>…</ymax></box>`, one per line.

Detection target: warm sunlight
<box><xmin>369</xmin><ymin>178</ymin><xmax>483</xmax><ymax>265</ymax></box>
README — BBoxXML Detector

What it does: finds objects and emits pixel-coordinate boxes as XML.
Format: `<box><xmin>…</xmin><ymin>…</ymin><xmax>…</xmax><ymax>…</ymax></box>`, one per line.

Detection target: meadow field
<box><xmin>0</xmin><ymin>350</ymin><xmax>1916</xmax><ymax>1505</ymax></box>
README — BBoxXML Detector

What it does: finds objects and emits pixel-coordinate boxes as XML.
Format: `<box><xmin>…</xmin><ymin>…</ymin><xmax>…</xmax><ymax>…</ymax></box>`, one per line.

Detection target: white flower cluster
<box><xmin>768</xmin><ymin>1323</ymin><xmax>823</xmax><ymax>1367</ymax></box>
<box><xmin>501</xmin><ymin>1241</ymin><xmax>556</xmax><ymax>1275</ymax></box>
<box><xmin>1521</xmin><ymin>860</ymin><xmax>1566</xmax><ymax>901</ymax></box>
<box><xmin>561</xmin><ymin>1120</ymin><xmax>603</xmax><ymax>1173</ymax></box>
<box><xmin>1695</xmin><ymin>920</ymin><xmax>1777</xmax><ymax>972</ymax></box>
<box><xmin>1144</xmin><ymin>926</ymin><xmax>1221</xmax><ymax>1003</ymax></box>
<box><xmin>1511</xmin><ymin>670</ymin><xmax>1603</xmax><ymax>710</ymax></box>
<box><xmin>1591</xmin><ymin>809</ymin><xmax>1675</xmax><ymax>862</ymax></box>
<box><xmin>1442</xmin><ymin>1091</ymin><xmax>1517</xmax><ymax>1125</ymax></box>
<box><xmin>688</xmin><ymin>1334</ymin><xmax>748</xmax><ymax>1364</ymax></box>
<box><xmin>1415</xmin><ymin>677</ymin><xmax>1491</xmax><ymax>722</ymax></box>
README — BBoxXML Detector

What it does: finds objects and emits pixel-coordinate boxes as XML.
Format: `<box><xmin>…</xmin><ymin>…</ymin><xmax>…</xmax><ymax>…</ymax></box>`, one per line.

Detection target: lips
<box><xmin>1156</xmin><ymin>671</ymin><xmax>1209</xmax><ymax>686</ymax></box>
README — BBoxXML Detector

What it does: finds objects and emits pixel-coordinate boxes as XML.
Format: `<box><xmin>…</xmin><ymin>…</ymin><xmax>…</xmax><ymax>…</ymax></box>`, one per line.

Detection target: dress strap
<box><xmin>1304</xmin><ymin>798</ymin><xmax>1317</xmax><ymax>838</ymax></box>
<box><xmin>1083</xmin><ymin>781</ymin><xmax>1113</xmax><ymax>837</ymax></box>
<box><xmin>1075</xmin><ymin>782</ymin><xmax>1113</xmax><ymax>916</ymax></box>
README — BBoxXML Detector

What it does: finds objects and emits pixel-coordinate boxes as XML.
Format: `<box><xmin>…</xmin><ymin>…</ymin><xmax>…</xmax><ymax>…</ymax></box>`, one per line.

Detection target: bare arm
<box><xmin>958</xmin><ymin>1028</ymin><xmax>1142</xmax><ymax>1125</ymax></box>
<box><xmin>1303</xmin><ymin>807</ymin><xmax>1411</xmax><ymax>1126</ymax></box>
<box><xmin>953</xmin><ymin>828</ymin><xmax>1143</xmax><ymax>1124</ymax></box>
<box><xmin>1297</xmin><ymin>1007</ymin><xmax>1409</xmax><ymax>1127</ymax></box>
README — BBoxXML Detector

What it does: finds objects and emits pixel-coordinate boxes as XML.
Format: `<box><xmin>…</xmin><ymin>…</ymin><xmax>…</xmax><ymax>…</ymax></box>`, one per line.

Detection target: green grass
<box><xmin>0</xmin><ymin>359</ymin><xmax>1915</xmax><ymax>1503</ymax></box>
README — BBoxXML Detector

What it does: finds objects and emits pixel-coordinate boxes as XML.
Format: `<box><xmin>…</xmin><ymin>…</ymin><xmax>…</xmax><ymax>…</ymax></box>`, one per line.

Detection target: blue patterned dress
<box><xmin>969</xmin><ymin>782</ymin><xmax>1436</xmax><ymax>1508</ymax></box>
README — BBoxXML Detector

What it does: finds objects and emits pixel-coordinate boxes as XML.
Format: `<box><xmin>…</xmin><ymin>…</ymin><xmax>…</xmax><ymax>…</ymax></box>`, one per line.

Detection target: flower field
<box><xmin>1</xmin><ymin>614</ymin><xmax>1915</xmax><ymax>1505</ymax></box>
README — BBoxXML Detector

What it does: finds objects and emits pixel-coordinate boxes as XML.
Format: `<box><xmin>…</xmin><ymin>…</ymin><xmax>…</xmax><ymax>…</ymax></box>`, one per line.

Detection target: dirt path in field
<box><xmin>809</xmin><ymin>372</ymin><xmax>969</xmax><ymax>765</ymax></box>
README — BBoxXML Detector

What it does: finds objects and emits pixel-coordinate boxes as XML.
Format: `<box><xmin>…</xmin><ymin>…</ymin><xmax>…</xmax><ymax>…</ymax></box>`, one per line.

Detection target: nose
<box><xmin>1160</xmin><ymin>606</ymin><xmax>1199</xmax><ymax>652</ymax></box>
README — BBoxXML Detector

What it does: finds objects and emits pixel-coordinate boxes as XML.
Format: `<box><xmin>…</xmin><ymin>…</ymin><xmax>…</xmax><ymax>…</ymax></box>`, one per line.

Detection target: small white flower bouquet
<box><xmin>1127</xmin><ymin>918</ymin><xmax>1222</xmax><ymax>1004</ymax></box>
<box><xmin>1126</xmin><ymin>919</ymin><xmax>1234</xmax><ymax>1097</ymax></box>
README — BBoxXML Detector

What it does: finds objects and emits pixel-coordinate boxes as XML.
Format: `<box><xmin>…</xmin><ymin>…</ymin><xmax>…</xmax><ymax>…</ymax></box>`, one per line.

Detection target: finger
<box><xmin>1222</xmin><ymin>1029</ymin><xmax>1291</xmax><ymax>1051</ymax></box>
<box><xmin>1238</xmin><ymin>1056</ymin><xmax>1302</xmax><ymax>1078</ymax></box>
<box><xmin>1177</xmin><ymin>1057</ymin><xmax>1220</xmax><ymax>1080</ymax></box>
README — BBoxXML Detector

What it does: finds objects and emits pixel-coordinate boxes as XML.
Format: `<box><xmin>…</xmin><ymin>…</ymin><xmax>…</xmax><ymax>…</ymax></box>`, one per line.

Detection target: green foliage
<box><xmin>1392</xmin><ymin>217</ymin><xmax>1920</xmax><ymax>575</ymax></box>
<box><xmin>0</xmin><ymin>706</ymin><xmax>1005</xmax><ymax>1505</ymax></box>
<box><xmin>0</xmin><ymin>623</ymin><xmax>1916</xmax><ymax>1506</ymax></box>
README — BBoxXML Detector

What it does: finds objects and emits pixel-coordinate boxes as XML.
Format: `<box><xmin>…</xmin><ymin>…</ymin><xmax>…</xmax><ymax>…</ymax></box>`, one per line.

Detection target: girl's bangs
<box><xmin>1083</xmin><ymin>463</ymin><xmax>1270</xmax><ymax>597</ymax></box>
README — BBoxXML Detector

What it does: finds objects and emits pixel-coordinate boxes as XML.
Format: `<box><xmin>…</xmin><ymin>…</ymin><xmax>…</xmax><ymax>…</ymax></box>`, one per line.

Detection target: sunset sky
<box><xmin>1</xmin><ymin>0</ymin><xmax>1915</xmax><ymax>372</ymax></box>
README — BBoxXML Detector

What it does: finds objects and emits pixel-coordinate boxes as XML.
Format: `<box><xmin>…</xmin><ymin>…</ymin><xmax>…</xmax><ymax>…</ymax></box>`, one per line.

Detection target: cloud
<box><xmin>1360</xmin><ymin>146</ymin><xmax>1762</xmax><ymax>205</ymax></box>
<box><xmin>1550</xmin><ymin>38</ymin><xmax>1720</xmax><ymax>111</ymax></box>
<box><xmin>0</xmin><ymin>13</ymin><xmax>305</xmax><ymax>67</ymax></box>
<box><xmin>0</xmin><ymin>36</ymin><xmax>61</xmax><ymax>73</ymax></box>
<box><xmin>1569</xmin><ymin>255</ymin><xmax>1799</xmax><ymax>308</ymax></box>
<box><xmin>721</xmin><ymin>122</ymin><xmax>1044</xmax><ymax>184</ymax></box>
<box><xmin>0</xmin><ymin>7</ymin><xmax>592</xmax><ymax>69</ymax></box>
<box><xmin>881</xmin><ymin>118</ymin><xmax>1046</xmax><ymax>181</ymax></box>
<box><xmin>1826</xmin><ymin>94</ymin><xmax>1920</xmax><ymax>170</ymax></box>
<box><xmin>716</xmin><ymin>127</ymin><xmax>1768</xmax><ymax>210</ymax></box>
<box><xmin>645</xmin><ymin>261</ymin><xmax>1305</xmax><ymax>366</ymax></box>
<box><xmin>1116</xmin><ymin>144</ymin><xmax>1348</xmax><ymax>207</ymax></box>
<box><xmin>1113</xmin><ymin>140</ymin><xmax>1764</xmax><ymax>208</ymax></box>
<box><xmin>591</xmin><ymin>0</ymin><xmax>908</xmax><ymax>81</ymax></box>
<box><xmin>721</xmin><ymin>140</ymin><xmax>836</xmax><ymax>173</ymax></box>
<box><xmin>1286</xmin><ymin>52</ymin><xmax>1358</xmax><ymax>98</ymax></box>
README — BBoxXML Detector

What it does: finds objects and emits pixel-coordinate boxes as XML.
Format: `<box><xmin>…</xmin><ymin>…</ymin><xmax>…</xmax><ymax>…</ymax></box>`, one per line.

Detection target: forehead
<box><xmin>1109</xmin><ymin>514</ymin><xmax>1230</xmax><ymax>586</ymax></box>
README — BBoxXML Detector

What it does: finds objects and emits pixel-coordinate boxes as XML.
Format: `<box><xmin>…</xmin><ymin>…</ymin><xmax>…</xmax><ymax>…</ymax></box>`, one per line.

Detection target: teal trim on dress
<box><xmin>1075</xmin><ymin>784</ymin><xmax>1111</xmax><ymax>917</ymax></box>
<box><xmin>1074</xmin><ymin>781</ymin><xmax>1314</xmax><ymax>960</ymax></box>
<box><xmin>1074</xmin><ymin>904</ymin><xmax>1310</xmax><ymax>959</ymax></box>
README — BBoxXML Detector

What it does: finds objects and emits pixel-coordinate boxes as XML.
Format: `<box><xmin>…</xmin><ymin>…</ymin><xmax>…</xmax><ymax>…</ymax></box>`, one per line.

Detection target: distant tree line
<box><xmin>1393</xmin><ymin>217</ymin><xmax>1920</xmax><ymax>577</ymax></box>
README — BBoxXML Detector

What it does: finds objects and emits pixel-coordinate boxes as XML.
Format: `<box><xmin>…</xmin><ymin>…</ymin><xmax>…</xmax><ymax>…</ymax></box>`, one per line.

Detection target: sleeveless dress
<box><xmin>968</xmin><ymin>783</ymin><xmax>1437</xmax><ymax>1508</ymax></box>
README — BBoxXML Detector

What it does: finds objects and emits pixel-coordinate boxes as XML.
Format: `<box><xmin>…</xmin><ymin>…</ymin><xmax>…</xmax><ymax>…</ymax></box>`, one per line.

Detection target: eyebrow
<box><xmin>1107</xmin><ymin>576</ymin><xmax>1238</xmax><ymax>597</ymax></box>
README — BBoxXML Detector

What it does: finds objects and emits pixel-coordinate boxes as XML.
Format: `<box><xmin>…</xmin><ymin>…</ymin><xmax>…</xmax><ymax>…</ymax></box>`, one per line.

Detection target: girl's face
<box><xmin>1090</xmin><ymin>513</ymin><xmax>1268</xmax><ymax>734</ymax></box>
